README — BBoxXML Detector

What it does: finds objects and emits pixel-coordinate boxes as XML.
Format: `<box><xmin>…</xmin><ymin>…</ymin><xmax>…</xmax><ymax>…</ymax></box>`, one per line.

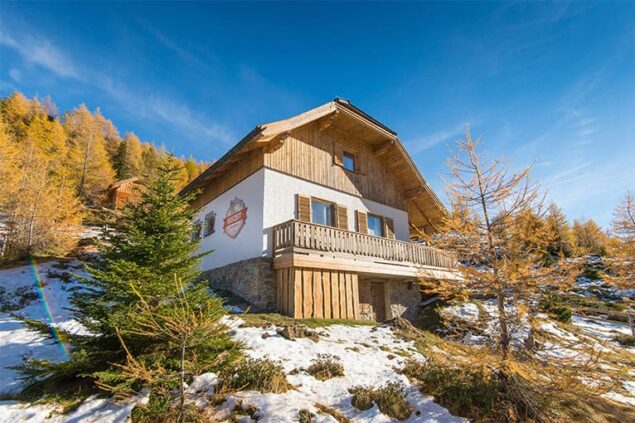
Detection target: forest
<box><xmin>0</xmin><ymin>91</ymin><xmax>634</xmax><ymax>422</ymax></box>
<box><xmin>0</xmin><ymin>91</ymin><xmax>207</xmax><ymax>261</ymax></box>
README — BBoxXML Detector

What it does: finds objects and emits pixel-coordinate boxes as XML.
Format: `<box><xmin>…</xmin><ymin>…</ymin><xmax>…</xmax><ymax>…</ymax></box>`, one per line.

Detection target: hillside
<box><xmin>1</xmin><ymin>249</ymin><xmax>633</xmax><ymax>422</ymax></box>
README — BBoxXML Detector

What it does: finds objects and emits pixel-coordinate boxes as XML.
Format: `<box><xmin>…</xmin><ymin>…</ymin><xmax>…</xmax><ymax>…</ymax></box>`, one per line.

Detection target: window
<box><xmin>367</xmin><ymin>214</ymin><xmax>384</xmax><ymax>237</ymax></box>
<box><xmin>343</xmin><ymin>151</ymin><xmax>356</xmax><ymax>172</ymax></box>
<box><xmin>311</xmin><ymin>199</ymin><xmax>334</xmax><ymax>227</ymax></box>
<box><xmin>191</xmin><ymin>221</ymin><xmax>202</xmax><ymax>241</ymax></box>
<box><xmin>203</xmin><ymin>211</ymin><xmax>216</xmax><ymax>237</ymax></box>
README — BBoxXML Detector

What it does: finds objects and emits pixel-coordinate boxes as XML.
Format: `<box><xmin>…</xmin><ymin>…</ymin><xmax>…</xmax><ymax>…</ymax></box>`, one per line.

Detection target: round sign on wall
<box><xmin>223</xmin><ymin>197</ymin><xmax>248</xmax><ymax>239</ymax></box>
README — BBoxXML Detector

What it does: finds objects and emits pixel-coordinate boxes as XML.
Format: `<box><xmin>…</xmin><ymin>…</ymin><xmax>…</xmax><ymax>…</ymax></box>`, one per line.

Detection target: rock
<box><xmin>276</xmin><ymin>325</ymin><xmax>319</xmax><ymax>342</ymax></box>
<box><xmin>384</xmin><ymin>316</ymin><xmax>420</xmax><ymax>336</ymax></box>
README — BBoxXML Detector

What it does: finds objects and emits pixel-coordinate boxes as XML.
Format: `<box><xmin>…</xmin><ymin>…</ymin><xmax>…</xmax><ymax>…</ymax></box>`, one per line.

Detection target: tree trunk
<box><xmin>78</xmin><ymin>130</ymin><xmax>93</xmax><ymax>198</ymax></box>
<box><xmin>469</xmin><ymin>139</ymin><xmax>511</xmax><ymax>359</ymax></box>
<box><xmin>497</xmin><ymin>288</ymin><xmax>510</xmax><ymax>359</ymax></box>
<box><xmin>26</xmin><ymin>172</ymin><xmax>47</xmax><ymax>256</ymax></box>
<box><xmin>177</xmin><ymin>337</ymin><xmax>186</xmax><ymax>423</ymax></box>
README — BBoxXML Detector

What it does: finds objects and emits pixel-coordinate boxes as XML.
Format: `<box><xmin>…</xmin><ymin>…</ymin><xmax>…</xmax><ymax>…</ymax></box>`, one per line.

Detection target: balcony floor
<box><xmin>273</xmin><ymin>247</ymin><xmax>460</xmax><ymax>280</ymax></box>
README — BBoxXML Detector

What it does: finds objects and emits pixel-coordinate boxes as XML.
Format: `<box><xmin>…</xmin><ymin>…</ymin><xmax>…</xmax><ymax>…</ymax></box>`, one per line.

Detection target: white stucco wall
<box><xmin>195</xmin><ymin>168</ymin><xmax>265</xmax><ymax>271</ymax></box>
<box><xmin>262</xmin><ymin>168</ymin><xmax>410</xmax><ymax>254</ymax></box>
<box><xmin>196</xmin><ymin>167</ymin><xmax>411</xmax><ymax>271</ymax></box>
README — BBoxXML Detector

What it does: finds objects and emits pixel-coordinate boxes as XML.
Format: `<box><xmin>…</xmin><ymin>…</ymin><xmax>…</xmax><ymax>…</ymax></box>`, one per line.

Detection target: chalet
<box><xmin>106</xmin><ymin>177</ymin><xmax>142</xmax><ymax>210</ymax></box>
<box><xmin>182</xmin><ymin>99</ymin><xmax>458</xmax><ymax>322</ymax></box>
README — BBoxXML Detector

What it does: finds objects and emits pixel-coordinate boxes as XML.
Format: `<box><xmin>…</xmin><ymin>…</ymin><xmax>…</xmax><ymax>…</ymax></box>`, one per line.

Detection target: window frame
<box><xmin>342</xmin><ymin>151</ymin><xmax>356</xmax><ymax>172</ymax></box>
<box><xmin>310</xmin><ymin>197</ymin><xmax>336</xmax><ymax>228</ymax></box>
<box><xmin>366</xmin><ymin>213</ymin><xmax>385</xmax><ymax>238</ymax></box>
<box><xmin>203</xmin><ymin>211</ymin><xmax>216</xmax><ymax>237</ymax></box>
<box><xmin>191</xmin><ymin>220</ymin><xmax>203</xmax><ymax>241</ymax></box>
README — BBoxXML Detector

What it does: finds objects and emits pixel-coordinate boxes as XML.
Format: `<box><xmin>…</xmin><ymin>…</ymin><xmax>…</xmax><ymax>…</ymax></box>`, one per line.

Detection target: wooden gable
<box><xmin>182</xmin><ymin>98</ymin><xmax>448</xmax><ymax>235</ymax></box>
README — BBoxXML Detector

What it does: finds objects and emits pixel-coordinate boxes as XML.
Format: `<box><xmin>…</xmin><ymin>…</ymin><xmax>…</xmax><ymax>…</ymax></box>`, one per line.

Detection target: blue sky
<box><xmin>1</xmin><ymin>1</ymin><xmax>634</xmax><ymax>227</ymax></box>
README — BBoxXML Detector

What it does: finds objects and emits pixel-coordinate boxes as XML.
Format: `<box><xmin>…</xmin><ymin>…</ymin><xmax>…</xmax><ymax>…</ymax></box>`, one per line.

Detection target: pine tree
<box><xmin>1</xmin><ymin>110</ymin><xmax>83</xmax><ymax>260</ymax></box>
<box><xmin>0</xmin><ymin>91</ymin><xmax>32</xmax><ymax>140</ymax></box>
<box><xmin>572</xmin><ymin>218</ymin><xmax>607</xmax><ymax>256</ymax></box>
<box><xmin>426</xmin><ymin>127</ymin><xmax>568</xmax><ymax>359</ymax></box>
<box><xmin>17</xmin><ymin>158</ymin><xmax>239</xmax><ymax>406</ymax></box>
<box><xmin>141</xmin><ymin>143</ymin><xmax>161</xmax><ymax>179</ymax></box>
<box><xmin>184</xmin><ymin>156</ymin><xmax>200</xmax><ymax>182</ymax></box>
<box><xmin>0</xmin><ymin>116</ymin><xmax>19</xmax><ymax>209</ymax></box>
<box><xmin>64</xmin><ymin>105</ymin><xmax>115</xmax><ymax>202</ymax></box>
<box><xmin>102</xmin><ymin>276</ymin><xmax>239</xmax><ymax>422</ymax></box>
<box><xmin>544</xmin><ymin>203</ymin><xmax>574</xmax><ymax>257</ymax></box>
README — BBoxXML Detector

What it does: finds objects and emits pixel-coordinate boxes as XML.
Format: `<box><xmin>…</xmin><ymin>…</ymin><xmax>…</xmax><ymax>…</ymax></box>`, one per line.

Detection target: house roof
<box><xmin>181</xmin><ymin>98</ymin><xmax>448</xmax><ymax>234</ymax></box>
<box><xmin>108</xmin><ymin>177</ymin><xmax>141</xmax><ymax>191</ymax></box>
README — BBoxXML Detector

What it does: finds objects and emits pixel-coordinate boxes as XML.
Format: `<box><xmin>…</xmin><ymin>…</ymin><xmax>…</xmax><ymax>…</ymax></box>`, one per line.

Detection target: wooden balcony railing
<box><xmin>272</xmin><ymin>219</ymin><xmax>457</xmax><ymax>269</ymax></box>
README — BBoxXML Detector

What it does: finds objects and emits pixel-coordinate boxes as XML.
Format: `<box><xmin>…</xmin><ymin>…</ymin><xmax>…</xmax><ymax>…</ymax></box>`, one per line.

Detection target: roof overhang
<box><xmin>181</xmin><ymin>98</ymin><xmax>448</xmax><ymax>235</ymax></box>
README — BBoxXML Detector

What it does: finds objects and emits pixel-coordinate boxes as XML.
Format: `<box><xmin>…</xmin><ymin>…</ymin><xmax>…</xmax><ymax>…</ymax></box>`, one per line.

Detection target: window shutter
<box><xmin>384</xmin><ymin>217</ymin><xmax>395</xmax><ymax>239</ymax></box>
<box><xmin>333</xmin><ymin>143</ymin><xmax>344</xmax><ymax>166</ymax></box>
<box><xmin>297</xmin><ymin>194</ymin><xmax>311</xmax><ymax>222</ymax></box>
<box><xmin>355</xmin><ymin>153</ymin><xmax>365</xmax><ymax>175</ymax></box>
<box><xmin>336</xmin><ymin>204</ymin><xmax>348</xmax><ymax>230</ymax></box>
<box><xmin>356</xmin><ymin>210</ymin><xmax>368</xmax><ymax>234</ymax></box>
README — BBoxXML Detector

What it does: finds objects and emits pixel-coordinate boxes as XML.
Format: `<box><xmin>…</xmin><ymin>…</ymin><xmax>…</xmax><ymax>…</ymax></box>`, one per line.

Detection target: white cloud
<box><xmin>8</xmin><ymin>68</ymin><xmax>21</xmax><ymax>83</ymax></box>
<box><xmin>0</xmin><ymin>33</ymin><xmax>80</xmax><ymax>79</ymax></box>
<box><xmin>1</xmin><ymin>26</ymin><xmax>235</xmax><ymax>148</ymax></box>
<box><xmin>405</xmin><ymin>122</ymin><xmax>468</xmax><ymax>155</ymax></box>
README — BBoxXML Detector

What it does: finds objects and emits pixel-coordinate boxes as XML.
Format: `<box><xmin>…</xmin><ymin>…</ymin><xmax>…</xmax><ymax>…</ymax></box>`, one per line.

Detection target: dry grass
<box><xmin>306</xmin><ymin>354</ymin><xmax>344</xmax><ymax>381</ymax></box>
<box><xmin>393</xmin><ymin>321</ymin><xmax>635</xmax><ymax>423</ymax></box>
<box><xmin>349</xmin><ymin>382</ymin><xmax>412</xmax><ymax>420</ymax></box>
<box><xmin>239</xmin><ymin>312</ymin><xmax>376</xmax><ymax>329</ymax></box>
<box><xmin>224</xmin><ymin>357</ymin><xmax>291</xmax><ymax>394</ymax></box>
<box><xmin>314</xmin><ymin>403</ymin><xmax>350</xmax><ymax>423</ymax></box>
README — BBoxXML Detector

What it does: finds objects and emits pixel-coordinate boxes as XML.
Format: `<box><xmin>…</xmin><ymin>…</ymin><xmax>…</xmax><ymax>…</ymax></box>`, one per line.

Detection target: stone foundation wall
<box><xmin>201</xmin><ymin>257</ymin><xmax>276</xmax><ymax>311</ymax></box>
<box><xmin>389</xmin><ymin>281</ymin><xmax>420</xmax><ymax>321</ymax></box>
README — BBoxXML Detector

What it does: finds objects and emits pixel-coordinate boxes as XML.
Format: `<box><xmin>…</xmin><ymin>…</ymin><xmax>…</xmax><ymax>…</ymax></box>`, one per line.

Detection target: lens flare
<box><xmin>29</xmin><ymin>257</ymin><xmax>70</xmax><ymax>360</ymax></box>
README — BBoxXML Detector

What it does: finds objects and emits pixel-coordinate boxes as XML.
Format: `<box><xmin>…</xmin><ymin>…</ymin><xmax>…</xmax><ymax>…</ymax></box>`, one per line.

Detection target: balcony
<box><xmin>272</xmin><ymin>219</ymin><xmax>458</xmax><ymax>279</ymax></box>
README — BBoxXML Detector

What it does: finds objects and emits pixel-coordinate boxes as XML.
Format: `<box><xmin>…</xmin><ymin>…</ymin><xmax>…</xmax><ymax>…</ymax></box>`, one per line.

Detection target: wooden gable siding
<box><xmin>191</xmin><ymin>149</ymin><xmax>263</xmax><ymax>209</ymax></box>
<box><xmin>264</xmin><ymin>121</ymin><xmax>406</xmax><ymax>210</ymax></box>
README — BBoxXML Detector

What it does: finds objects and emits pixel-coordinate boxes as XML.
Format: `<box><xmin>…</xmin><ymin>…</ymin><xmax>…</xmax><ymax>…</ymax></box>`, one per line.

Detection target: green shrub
<box><xmin>540</xmin><ymin>293</ymin><xmax>572</xmax><ymax>323</ymax></box>
<box><xmin>580</xmin><ymin>265</ymin><xmax>602</xmax><ymax>281</ymax></box>
<box><xmin>225</xmin><ymin>357</ymin><xmax>290</xmax><ymax>393</ymax></box>
<box><xmin>402</xmin><ymin>359</ymin><xmax>501</xmax><ymax>419</ymax></box>
<box><xmin>349</xmin><ymin>382</ymin><xmax>411</xmax><ymax>420</ymax></box>
<box><xmin>615</xmin><ymin>334</ymin><xmax>635</xmax><ymax>347</ymax></box>
<box><xmin>307</xmin><ymin>354</ymin><xmax>344</xmax><ymax>381</ymax></box>
<box><xmin>298</xmin><ymin>409</ymin><xmax>314</xmax><ymax>423</ymax></box>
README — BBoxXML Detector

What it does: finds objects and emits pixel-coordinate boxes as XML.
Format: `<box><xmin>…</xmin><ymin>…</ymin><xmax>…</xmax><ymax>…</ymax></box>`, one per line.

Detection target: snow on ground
<box><xmin>439</xmin><ymin>302</ymin><xmax>479</xmax><ymax>323</ymax></box>
<box><xmin>0</xmin><ymin>396</ymin><xmax>143</xmax><ymax>423</ymax></box>
<box><xmin>0</xmin><ymin>259</ymin><xmax>462</xmax><ymax>422</ymax></box>
<box><xmin>440</xmin><ymin>301</ymin><xmax>530</xmax><ymax>347</ymax></box>
<box><xmin>0</xmin><ymin>259</ymin><xmax>87</xmax><ymax>395</ymax></box>
<box><xmin>572</xmin><ymin>314</ymin><xmax>633</xmax><ymax>342</ymax></box>
<box><xmin>212</xmin><ymin>319</ymin><xmax>464</xmax><ymax>423</ymax></box>
<box><xmin>0</xmin><ymin>259</ymin><xmax>141</xmax><ymax>423</ymax></box>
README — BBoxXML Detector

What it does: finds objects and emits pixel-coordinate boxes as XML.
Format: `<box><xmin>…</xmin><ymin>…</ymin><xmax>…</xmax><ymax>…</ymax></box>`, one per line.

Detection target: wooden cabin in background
<box><xmin>106</xmin><ymin>177</ymin><xmax>142</xmax><ymax>210</ymax></box>
<box><xmin>182</xmin><ymin>98</ymin><xmax>458</xmax><ymax>322</ymax></box>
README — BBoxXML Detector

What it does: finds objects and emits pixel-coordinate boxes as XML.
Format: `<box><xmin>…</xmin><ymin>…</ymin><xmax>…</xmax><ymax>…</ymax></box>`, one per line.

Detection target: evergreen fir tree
<box><xmin>17</xmin><ymin>158</ymin><xmax>239</xmax><ymax>403</ymax></box>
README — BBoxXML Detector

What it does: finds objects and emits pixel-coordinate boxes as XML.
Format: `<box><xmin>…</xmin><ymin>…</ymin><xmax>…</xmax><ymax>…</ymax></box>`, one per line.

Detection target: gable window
<box><xmin>343</xmin><ymin>151</ymin><xmax>356</xmax><ymax>172</ymax></box>
<box><xmin>311</xmin><ymin>199</ymin><xmax>334</xmax><ymax>227</ymax></box>
<box><xmin>367</xmin><ymin>214</ymin><xmax>384</xmax><ymax>237</ymax></box>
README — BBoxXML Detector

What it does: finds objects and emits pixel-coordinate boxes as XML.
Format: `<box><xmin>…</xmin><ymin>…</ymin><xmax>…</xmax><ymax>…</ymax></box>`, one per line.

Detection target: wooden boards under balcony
<box><xmin>277</xmin><ymin>267</ymin><xmax>360</xmax><ymax>320</ymax></box>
